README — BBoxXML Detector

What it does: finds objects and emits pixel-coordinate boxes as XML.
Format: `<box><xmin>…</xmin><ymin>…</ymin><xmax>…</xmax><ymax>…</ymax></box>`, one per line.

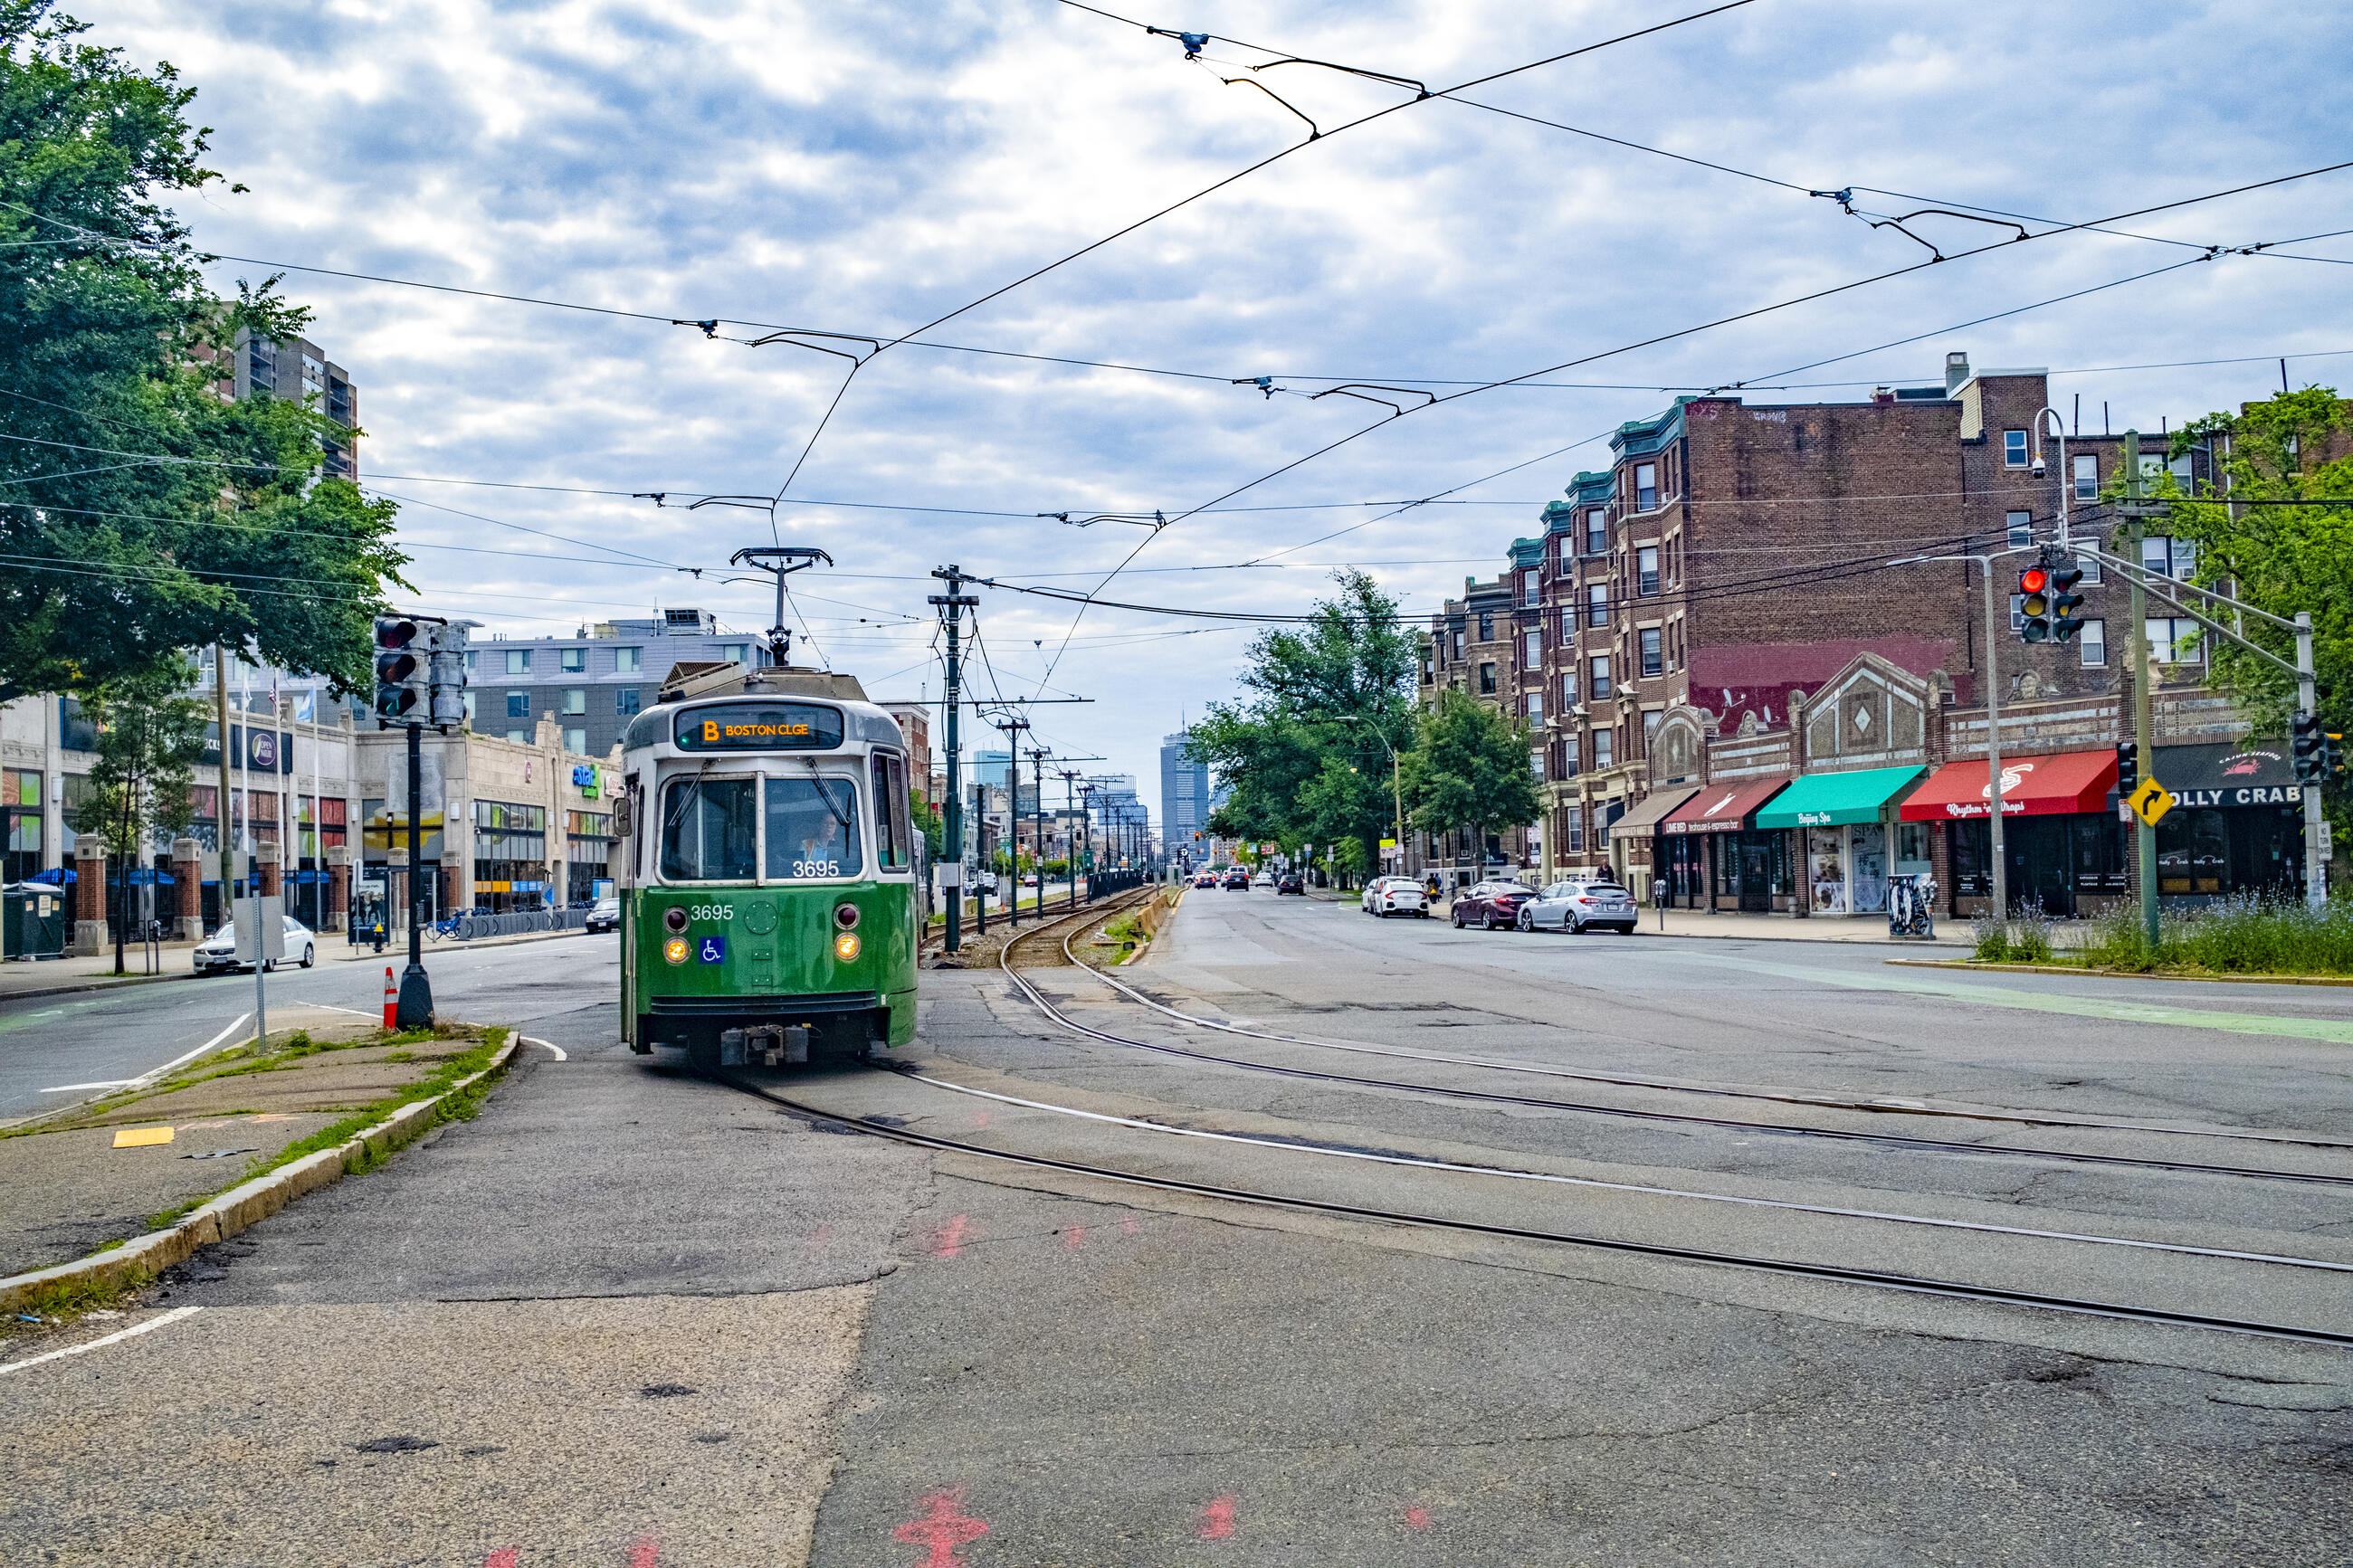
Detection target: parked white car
<box><xmin>1360</xmin><ymin>876</ymin><xmax>1430</xmax><ymax>918</ymax></box>
<box><xmin>1517</xmin><ymin>879</ymin><xmax>1638</xmax><ymax>935</ymax></box>
<box><xmin>192</xmin><ymin>914</ymin><xmax>318</xmax><ymax>974</ymax></box>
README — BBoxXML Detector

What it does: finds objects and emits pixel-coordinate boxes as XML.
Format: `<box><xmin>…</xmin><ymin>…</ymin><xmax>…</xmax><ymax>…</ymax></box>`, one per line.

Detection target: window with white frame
<box><xmin>1523</xmin><ymin>631</ymin><xmax>1540</xmax><ymax>668</ymax></box>
<box><xmin>2079</xmin><ymin>618</ymin><xmax>2106</xmax><ymax>667</ymax></box>
<box><xmin>1634</xmin><ymin>463</ymin><xmax>1658</xmax><ymax>510</ymax></box>
<box><xmin>2079</xmin><ymin>549</ymin><xmax>2102</xmax><ymax>584</ymax></box>
<box><xmin>1639</xmin><ymin>627</ymin><xmax>1662</xmax><ymax>678</ymax></box>
<box><xmin>560</xmin><ymin>688</ymin><xmax>586</xmax><ymax>716</ymax></box>
<box><xmin>1591</xmin><ymin>727</ymin><xmax>1613</xmax><ymax>769</ymax></box>
<box><xmin>564</xmin><ymin>727</ymin><xmax>587</xmax><ymax>754</ymax></box>
<box><xmin>1521</xmin><ymin>569</ymin><xmax>1538</xmax><ymax>604</ymax></box>
<box><xmin>1477</xmin><ymin>612</ymin><xmax>1493</xmax><ymax>641</ymax></box>
<box><xmin>1588</xmin><ymin>655</ymin><xmax>1612</xmax><ymax>698</ymax></box>
<box><xmin>1636</xmin><ymin>546</ymin><xmax>1660</xmax><ymax>595</ymax></box>
<box><xmin>2004</xmin><ymin>430</ymin><xmax>2029</xmax><ymax>467</ymax></box>
<box><xmin>1562</xmin><ymin>670</ymin><xmax>1578</xmax><ymax>708</ymax></box>
<box><xmin>1560</xmin><ymin>608</ymin><xmax>1577</xmax><ymax>642</ymax></box>
<box><xmin>1584</xmin><ymin>509</ymin><xmax>1607</xmax><ymax>554</ymax></box>
<box><xmin>560</xmin><ymin>647</ymin><xmax>586</xmax><ymax>673</ymax></box>
<box><xmin>2141</xmin><ymin>536</ymin><xmax>2196</xmax><ymax>578</ymax></box>
<box><xmin>1567</xmin><ymin>803</ymin><xmax>1584</xmax><ymax>851</ymax></box>
<box><xmin>2072</xmin><ymin>453</ymin><xmax>2099</xmax><ymax>502</ymax></box>
<box><xmin>2009</xmin><ymin>594</ymin><xmax>2024</xmax><ymax>633</ymax></box>
<box><xmin>1562</xmin><ymin>734</ymin><xmax>1579</xmax><ymax>774</ymax></box>
<box><xmin>1586</xmin><ymin>582</ymin><xmax>1608</xmax><ymax>628</ymax></box>
<box><xmin>506</xmin><ymin>649</ymin><xmax>531</xmax><ymax>675</ymax></box>
<box><xmin>2006</xmin><ymin>509</ymin><xmax>2033</xmax><ymax>547</ymax></box>
<box><xmin>615</xmin><ymin>646</ymin><xmax>642</xmax><ymax>673</ymax></box>
<box><xmin>2146</xmin><ymin>617</ymin><xmax>2205</xmax><ymax>664</ymax></box>
<box><xmin>1530</xmin><ymin>747</ymin><xmax>1545</xmax><ymax>779</ymax></box>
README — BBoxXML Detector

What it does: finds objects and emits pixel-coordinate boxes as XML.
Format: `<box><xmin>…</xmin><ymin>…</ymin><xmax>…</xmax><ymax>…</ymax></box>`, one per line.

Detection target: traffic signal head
<box><xmin>2016</xmin><ymin>563</ymin><xmax>2051</xmax><ymax>642</ymax></box>
<box><xmin>2047</xmin><ymin>557</ymin><xmax>2087</xmax><ymax>641</ymax></box>
<box><xmin>2114</xmin><ymin>740</ymin><xmax>2139</xmax><ymax>797</ymax></box>
<box><xmin>425</xmin><ymin>622</ymin><xmax>471</xmax><ymax>726</ymax></box>
<box><xmin>2291</xmin><ymin>713</ymin><xmax>2325</xmax><ymax>784</ymax></box>
<box><xmin>373</xmin><ymin>616</ymin><xmax>426</xmax><ymax>721</ymax></box>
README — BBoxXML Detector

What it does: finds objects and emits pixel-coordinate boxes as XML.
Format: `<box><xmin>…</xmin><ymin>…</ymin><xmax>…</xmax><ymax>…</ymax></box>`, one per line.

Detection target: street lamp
<box><xmin>2032</xmin><ymin>404</ymin><xmax>2073</xmax><ymax>549</ymax></box>
<box><xmin>1888</xmin><ymin>543</ymin><xmax>2039</xmax><ymax>918</ymax></box>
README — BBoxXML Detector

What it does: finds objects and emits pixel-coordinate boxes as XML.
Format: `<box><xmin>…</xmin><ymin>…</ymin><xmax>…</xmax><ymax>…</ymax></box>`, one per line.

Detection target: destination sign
<box><xmin>674</xmin><ymin>701</ymin><xmax>843</xmax><ymax>752</ymax></box>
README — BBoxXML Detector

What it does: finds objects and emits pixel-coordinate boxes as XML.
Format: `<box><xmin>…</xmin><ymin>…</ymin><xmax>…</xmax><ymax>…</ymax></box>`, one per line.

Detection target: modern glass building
<box><xmin>1160</xmin><ymin>732</ymin><xmax>1209</xmax><ymax>848</ymax></box>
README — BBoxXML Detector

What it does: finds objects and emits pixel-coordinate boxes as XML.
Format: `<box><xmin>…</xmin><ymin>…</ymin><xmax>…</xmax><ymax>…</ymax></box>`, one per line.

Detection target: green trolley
<box><xmin>616</xmin><ymin>667</ymin><xmax>919</xmax><ymax>1068</ymax></box>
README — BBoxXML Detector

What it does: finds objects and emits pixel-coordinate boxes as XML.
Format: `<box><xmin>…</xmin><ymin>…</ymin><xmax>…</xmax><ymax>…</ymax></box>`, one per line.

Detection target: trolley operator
<box><xmin>767</xmin><ymin>774</ymin><xmax>861</xmax><ymax>880</ymax></box>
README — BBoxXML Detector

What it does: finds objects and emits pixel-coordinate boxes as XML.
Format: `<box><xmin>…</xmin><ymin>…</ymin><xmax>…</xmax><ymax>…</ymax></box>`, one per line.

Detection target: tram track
<box><xmin>703</xmin><ymin>1065</ymin><xmax>2353</xmax><ymax>1350</ymax></box>
<box><xmin>1031</xmin><ymin>921</ymin><xmax>2353</xmax><ymax>1166</ymax></box>
<box><xmin>698</xmin><ymin>885</ymin><xmax>2353</xmax><ymax>1346</ymax></box>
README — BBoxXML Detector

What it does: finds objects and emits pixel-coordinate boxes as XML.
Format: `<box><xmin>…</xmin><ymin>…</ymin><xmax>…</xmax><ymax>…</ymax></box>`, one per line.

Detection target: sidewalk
<box><xmin>0</xmin><ymin>923</ymin><xmax>596</xmax><ymax>1003</ymax></box>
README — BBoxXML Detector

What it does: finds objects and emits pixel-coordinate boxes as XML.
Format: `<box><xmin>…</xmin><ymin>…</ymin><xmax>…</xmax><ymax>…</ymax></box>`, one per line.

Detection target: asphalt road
<box><xmin>0</xmin><ymin>933</ymin><xmax>624</xmax><ymax>1122</ymax></box>
<box><xmin>2</xmin><ymin>891</ymin><xmax>2348</xmax><ymax>1565</ymax></box>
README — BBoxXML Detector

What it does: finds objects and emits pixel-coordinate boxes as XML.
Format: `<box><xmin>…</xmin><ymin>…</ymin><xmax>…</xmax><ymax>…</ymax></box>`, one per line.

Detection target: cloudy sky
<box><xmin>80</xmin><ymin>0</ymin><xmax>2353</xmax><ymax>821</ymax></box>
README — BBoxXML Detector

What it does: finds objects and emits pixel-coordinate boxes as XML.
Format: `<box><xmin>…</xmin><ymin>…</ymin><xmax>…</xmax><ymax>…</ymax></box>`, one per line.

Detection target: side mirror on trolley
<box><xmin>612</xmin><ymin>794</ymin><xmax>633</xmax><ymax>839</ymax></box>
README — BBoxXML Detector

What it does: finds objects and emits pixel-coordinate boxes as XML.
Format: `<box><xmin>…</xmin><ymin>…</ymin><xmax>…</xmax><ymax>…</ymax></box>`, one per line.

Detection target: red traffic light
<box><xmin>2018</xmin><ymin>567</ymin><xmax>2049</xmax><ymax>594</ymax></box>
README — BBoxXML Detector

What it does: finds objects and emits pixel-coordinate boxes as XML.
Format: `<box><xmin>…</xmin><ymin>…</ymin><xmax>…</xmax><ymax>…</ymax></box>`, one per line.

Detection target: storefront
<box><xmin>2150</xmin><ymin>743</ymin><xmax>2308</xmax><ymax>900</ymax></box>
<box><xmin>1752</xmin><ymin>765</ymin><xmax>1924</xmax><ymax>917</ymax></box>
<box><xmin>1609</xmin><ymin>786</ymin><xmax>1699</xmax><ymax>901</ymax></box>
<box><xmin>1900</xmin><ymin>748</ymin><xmax>2123</xmax><ymax>917</ymax></box>
<box><xmin>1657</xmin><ymin>774</ymin><xmax>1794</xmax><ymax>912</ymax></box>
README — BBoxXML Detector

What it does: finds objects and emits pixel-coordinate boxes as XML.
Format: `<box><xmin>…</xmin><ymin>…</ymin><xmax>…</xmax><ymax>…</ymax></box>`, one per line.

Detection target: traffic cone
<box><xmin>382</xmin><ymin>965</ymin><xmax>398</xmax><ymax>1030</ymax></box>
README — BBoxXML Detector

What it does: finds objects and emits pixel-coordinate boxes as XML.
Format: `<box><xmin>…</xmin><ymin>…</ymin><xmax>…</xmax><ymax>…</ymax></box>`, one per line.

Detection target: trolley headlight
<box><xmin>662</xmin><ymin>906</ymin><xmax>688</xmax><ymax>935</ymax></box>
<box><xmin>833</xmin><ymin>931</ymin><xmax>861</xmax><ymax>962</ymax></box>
<box><xmin>833</xmin><ymin>901</ymin><xmax>861</xmax><ymax>931</ymax></box>
<box><xmin>662</xmin><ymin>936</ymin><xmax>691</xmax><ymax>965</ymax></box>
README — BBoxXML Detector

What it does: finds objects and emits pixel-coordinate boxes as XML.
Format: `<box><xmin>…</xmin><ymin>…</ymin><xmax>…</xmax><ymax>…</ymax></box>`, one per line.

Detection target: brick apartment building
<box><xmin>1418</xmin><ymin>350</ymin><xmax>2294</xmax><ymax>918</ymax></box>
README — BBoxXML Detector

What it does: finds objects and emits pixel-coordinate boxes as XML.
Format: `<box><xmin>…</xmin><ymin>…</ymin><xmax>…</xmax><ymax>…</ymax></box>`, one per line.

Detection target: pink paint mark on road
<box><xmin>1062</xmin><ymin>1226</ymin><xmax>1087</xmax><ymax>1250</ymax></box>
<box><xmin>973</xmin><ymin>1110</ymin><xmax>991</xmax><ymax>1128</ymax></box>
<box><xmin>628</xmin><ymin>1538</ymin><xmax>660</xmax><ymax>1568</ymax></box>
<box><xmin>1405</xmin><ymin>1506</ymin><xmax>1433</xmax><ymax>1531</ymax></box>
<box><xmin>483</xmin><ymin>1552</ymin><xmax>518</xmax><ymax>1568</ymax></box>
<box><xmin>1196</xmin><ymin>1494</ymin><xmax>1238</xmax><ymax>1540</ymax></box>
<box><xmin>933</xmin><ymin>1214</ymin><xmax>970</xmax><ymax>1258</ymax></box>
<box><xmin>893</xmin><ymin>1487</ymin><xmax>990</xmax><ymax>1567</ymax></box>
<box><xmin>1121</xmin><ymin>1217</ymin><xmax>1139</xmax><ymax>1237</ymax></box>
<box><xmin>811</xmin><ymin>1223</ymin><xmax>834</xmax><ymax>1249</ymax></box>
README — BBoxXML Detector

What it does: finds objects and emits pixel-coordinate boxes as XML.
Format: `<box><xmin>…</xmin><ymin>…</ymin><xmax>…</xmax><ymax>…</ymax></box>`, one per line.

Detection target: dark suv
<box><xmin>1450</xmin><ymin>879</ymin><xmax>1537</xmax><ymax>931</ymax></box>
<box><xmin>1223</xmin><ymin>868</ymin><xmax>1251</xmax><ymax>889</ymax></box>
<box><xmin>1275</xmin><ymin>871</ymin><xmax>1305</xmax><ymax>895</ymax></box>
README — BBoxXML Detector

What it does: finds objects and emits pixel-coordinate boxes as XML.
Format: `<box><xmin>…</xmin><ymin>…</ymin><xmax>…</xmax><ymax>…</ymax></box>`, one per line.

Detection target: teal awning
<box><xmin>1752</xmin><ymin>765</ymin><xmax>1925</xmax><ymax>830</ymax></box>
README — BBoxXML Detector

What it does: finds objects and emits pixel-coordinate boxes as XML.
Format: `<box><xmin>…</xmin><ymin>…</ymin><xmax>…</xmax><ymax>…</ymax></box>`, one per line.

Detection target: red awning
<box><xmin>1660</xmin><ymin>774</ymin><xmax>1792</xmax><ymax>835</ymax></box>
<box><xmin>1899</xmin><ymin>749</ymin><xmax>2118</xmax><ymax>822</ymax></box>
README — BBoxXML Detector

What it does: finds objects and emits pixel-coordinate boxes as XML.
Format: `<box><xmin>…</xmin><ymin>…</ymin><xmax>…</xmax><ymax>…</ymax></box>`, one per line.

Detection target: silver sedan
<box><xmin>1516</xmin><ymin>880</ymin><xmax>1638</xmax><ymax>934</ymax></box>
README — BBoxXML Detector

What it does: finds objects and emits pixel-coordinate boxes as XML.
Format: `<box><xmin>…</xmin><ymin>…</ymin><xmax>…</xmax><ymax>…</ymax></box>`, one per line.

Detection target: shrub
<box><xmin>2067</xmin><ymin>893</ymin><xmax>2353</xmax><ymax>974</ymax></box>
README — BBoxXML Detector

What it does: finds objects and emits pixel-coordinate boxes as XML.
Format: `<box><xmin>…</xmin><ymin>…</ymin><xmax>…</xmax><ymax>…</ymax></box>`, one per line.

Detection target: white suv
<box><xmin>1360</xmin><ymin>876</ymin><xmax>1430</xmax><ymax>918</ymax></box>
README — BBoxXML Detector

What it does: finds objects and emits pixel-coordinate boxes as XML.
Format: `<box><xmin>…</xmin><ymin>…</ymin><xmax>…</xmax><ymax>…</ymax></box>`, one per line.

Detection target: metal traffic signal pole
<box><xmin>928</xmin><ymin>568</ymin><xmax>978</xmax><ymax>953</ymax></box>
<box><xmin>397</xmin><ymin>718</ymin><xmax>431</xmax><ymax>1026</ymax></box>
<box><xmin>2125</xmin><ymin>432</ymin><xmax>2159</xmax><ymax>949</ymax></box>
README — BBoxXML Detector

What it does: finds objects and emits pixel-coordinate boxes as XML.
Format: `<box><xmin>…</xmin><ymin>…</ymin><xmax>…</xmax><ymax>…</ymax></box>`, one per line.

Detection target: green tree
<box><xmin>1403</xmin><ymin>687</ymin><xmax>1542</xmax><ymax>869</ymax></box>
<box><xmin>73</xmin><ymin>658</ymin><xmax>206</xmax><ymax>971</ymax></box>
<box><xmin>0</xmin><ymin>3</ymin><xmax>409</xmax><ymax>700</ymax></box>
<box><xmin>1188</xmin><ymin>569</ymin><xmax>1416</xmax><ymax>876</ymax></box>
<box><xmin>2166</xmin><ymin>387</ymin><xmax>2352</xmax><ymax>836</ymax></box>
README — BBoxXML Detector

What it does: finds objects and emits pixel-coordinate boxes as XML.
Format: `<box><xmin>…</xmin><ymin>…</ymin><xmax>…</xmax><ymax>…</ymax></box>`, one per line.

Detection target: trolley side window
<box><xmin>661</xmin><ymin>778</ymin><xmax>757</xmax><ymax>881</ymax></box>
<box><xmin>871</xmin><ymin>753</ymin><xmax>911</xmax><ymax>870</ymax></box>
<box><xmin>765</xmin><ymin>777</ymin><xmax>862</xmax><ymax>879</ymax></box>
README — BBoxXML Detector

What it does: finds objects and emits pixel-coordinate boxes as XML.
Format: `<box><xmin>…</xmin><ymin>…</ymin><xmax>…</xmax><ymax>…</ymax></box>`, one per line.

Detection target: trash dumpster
<box><xmin>4</xmin><ymin>884</ymin><xmax>69</xmax><ymax>959</ymax></box>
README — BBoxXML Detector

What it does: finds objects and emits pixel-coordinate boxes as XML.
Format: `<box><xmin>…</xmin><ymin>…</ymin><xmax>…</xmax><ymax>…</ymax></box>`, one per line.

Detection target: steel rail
<box><xmin>705</xmin><ymin>1069</ymin><xmax>2353</xmax><ymax>1350</ymax></box>
<box><xmin>986</xmin><ymin>958</ymin><xmax>2352</xmax><ymax>1272</ymax></box>
<box><xmin>1045</xmin><ymin>922</ymin><xmax>2353</xmax><ymax>1154</ymax></box>
<box><xmin>1027</xmin><ymin>934</ymin><xmax>2353</xmax><ymax>1187</ymax></box>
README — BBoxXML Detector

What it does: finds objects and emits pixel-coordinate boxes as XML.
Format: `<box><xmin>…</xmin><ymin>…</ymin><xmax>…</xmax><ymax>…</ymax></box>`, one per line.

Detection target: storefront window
<box><xmin>1806</xmin><ymin>826</ymin><xmax>1847</xmax><ymax>914</ymax></box>
<box><xmin>1948</xmin><ymin>821</ymin><xmax>1991</xmax><ymax>897</ymax></box>
<box><xmin>2157</xmin><ymin>809</ymin><xmax>2228</xmax><ymax>896</ymax></box>
<box><xmin>474</xmin><ymin>799</ymin><xmax>552</xmax><ymax>908</ymax></box>
<box><xmin>4</xmin><ymin>768</ymin><xmax>43</xmax><ymax>882</ymax></box>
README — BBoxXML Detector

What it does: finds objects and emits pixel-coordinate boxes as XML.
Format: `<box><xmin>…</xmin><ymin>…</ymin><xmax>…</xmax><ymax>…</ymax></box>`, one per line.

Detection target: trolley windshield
<box><xmin>657</xmin><ymin>774</ymin><xmax>864</xmax><ymax>882</ymax></box>
<box><xmin>766</xmin><ymin>777</ymin><xmax>862</xmax><ymax>879</ymax></box>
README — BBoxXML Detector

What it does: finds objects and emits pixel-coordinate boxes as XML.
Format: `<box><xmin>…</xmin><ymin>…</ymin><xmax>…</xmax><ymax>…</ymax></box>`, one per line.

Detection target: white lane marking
<box><xmin>524</xmin><ymin>1036</ymin><xmax>566</xmax><ymax>1061</ymax></box>
<box><xmin>39</xmin><ymin>1080</ymin><xmax>135</xmax><ymax>1094</ymax></box>
<box><xmin>311</xmin><ymin>1003</ymin><xmax>377</xmax><ymax>1019</ymax></box>
<box><xmin>899</xmin><ymin>1071</ymin><xmax>2353</xmax><ymax>1274</ymax></box>
<box><xmin>0</xmin><ymin>1307</ymin><xmax>203</xmax><ymax>1377</ymax></box>
<box><xmin>134</xmin><ymin>1013</ymin><xmax>253</xmax><ymax>1085</ymax></box>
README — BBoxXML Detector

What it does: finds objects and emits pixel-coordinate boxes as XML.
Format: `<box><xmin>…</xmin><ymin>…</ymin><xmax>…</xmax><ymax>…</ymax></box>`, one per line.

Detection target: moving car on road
<box><xmin>1518</xmin><ymin>878</ymin><xmax>1639</xmax><ymax>934</ymax></box>
<box><xmin>1222</xmin><ymin>867</ymin><xmax>1251</xmax><ymax>889</ymax></box>
<box><xmin>1449</xmin><ymin>880</ymin><xmax>1536</xmax><ymax>930</ymax></box>
<box><xmin>1275</xmin><ymin>871</ymin><xmax>1305</xmax><ymax>895</ymax></box>
<box><xmin>192</xmin><ymin>915</ymin><xmax>317</xmax><ymax>974</ymax></box>
<box><xmin>1360</xmin><ymin>877</ymin><xmax>1428</xmax><ymax>917</ymax></box>
<box><xmin>585</xmin><ymin>896</ymin><xmax>620</xmax><ymax>933</ymax></box>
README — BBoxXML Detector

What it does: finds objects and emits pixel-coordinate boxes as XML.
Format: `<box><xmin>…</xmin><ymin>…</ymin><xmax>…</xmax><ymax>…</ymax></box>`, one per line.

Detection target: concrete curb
<box><xmin>1887</xmin><ymin>957</ymin><xmax>2353</xmax><ymax>987</ymax></box>
<box><xmin>0</xmin><ymin>1027</ymin><xmax>519</xmax><ymax>1314</ymax></box>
